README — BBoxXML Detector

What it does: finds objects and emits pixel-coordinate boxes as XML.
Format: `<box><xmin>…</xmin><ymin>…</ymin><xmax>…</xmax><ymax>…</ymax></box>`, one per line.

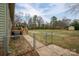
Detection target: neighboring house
<box><xmin>0</xmin><ymin>3</ymin><xmax>15</xmax><ymax>55</ymax></box>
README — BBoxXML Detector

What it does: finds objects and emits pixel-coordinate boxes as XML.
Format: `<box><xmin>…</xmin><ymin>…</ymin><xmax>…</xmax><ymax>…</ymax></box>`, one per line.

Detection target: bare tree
<box><xmin>33</xmin><ymin>15</ymin><xmax>38</xmax><ymax>28</ymax></box>
<box><xmin>28</xmin><ymin>18</ymin><xmax>33</xmax><ymax>29</ymax></box>
<box><xmin>65</xmin><ymin>3</ymin><xmax>79</xmax><ymax>15</ymax></box>
<box><xmin>37</xmin><ymin>16</ymin><xmax>44</xmax><ymax>28</ymax></box>
<box><xmin>62</xmin><ymin>17</ymin><xmax>71</xmax><ymax>27</ymax></box>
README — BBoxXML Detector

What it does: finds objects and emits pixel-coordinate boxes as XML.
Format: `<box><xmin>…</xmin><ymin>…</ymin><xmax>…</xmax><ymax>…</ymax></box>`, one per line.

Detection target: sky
<box><xmin>15</xmin><ymin>3</ymin><xmax>79</xmax><ymax>23</ymax></box>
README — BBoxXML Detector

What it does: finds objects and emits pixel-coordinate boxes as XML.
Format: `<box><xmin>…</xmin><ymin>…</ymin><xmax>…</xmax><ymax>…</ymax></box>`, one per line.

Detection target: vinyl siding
<box><xmin>0</xmin><ymin>4</ymin><xmax>6</xmax><ymax>41</ymax></box>
<box><xmin>0</xmin><ymin>3</ymin><xmax>11</xmax><ymax>54</ymax></box>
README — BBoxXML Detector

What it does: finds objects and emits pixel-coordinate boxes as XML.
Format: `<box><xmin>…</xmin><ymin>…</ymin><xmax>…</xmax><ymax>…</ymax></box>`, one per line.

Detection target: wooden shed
<box><xmin>68</xmin><ymin>26</ymin><xmax>75</xmax><ymax>30</ymax></box>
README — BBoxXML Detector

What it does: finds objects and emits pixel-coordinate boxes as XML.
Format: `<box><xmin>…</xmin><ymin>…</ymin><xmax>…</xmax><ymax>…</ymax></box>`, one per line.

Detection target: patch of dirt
<box><xmin>9</xmin><ymin>35</ymin><xmax>39</xmax><ymax>56</ymax></box>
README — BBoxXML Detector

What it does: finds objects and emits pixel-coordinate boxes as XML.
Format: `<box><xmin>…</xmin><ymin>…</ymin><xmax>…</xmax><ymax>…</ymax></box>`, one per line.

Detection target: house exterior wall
<box><xmin>0</xmin><ymin>3</ymin><xmax>12</xmax><ymax>55</ymax></box>
<box><xmin>0</xmin><ymin>3</ymin><xmax>6</xmax><ymax>44</ymax></box>
<box><xmin>6</xmin><ymin>3</ymin><xmax>12</xmax><ymax>52</ymax></box>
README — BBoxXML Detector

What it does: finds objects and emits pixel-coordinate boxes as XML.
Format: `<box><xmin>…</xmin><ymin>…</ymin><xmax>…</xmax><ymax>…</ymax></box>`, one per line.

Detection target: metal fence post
<box><xmin>51</xmin><ymin>32</ymin><xmax>53</xmax><ymax>44</ymax></box>
<box><xmin>33</xmin><ymin>33</ymin><xmax>36</xmax><ymax>50</ymax></box>
<box><xmin>45</xmin><ymin>32</ymin><xmax>48</xmax><ymax>45</ymax></box>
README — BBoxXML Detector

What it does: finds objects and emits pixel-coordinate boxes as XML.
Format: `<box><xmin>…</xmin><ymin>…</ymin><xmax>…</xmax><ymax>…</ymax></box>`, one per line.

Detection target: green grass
<box><xmin>28</xmin><ymin>29</ymin><xmax>79</xmax><ymax>53</ymax></box>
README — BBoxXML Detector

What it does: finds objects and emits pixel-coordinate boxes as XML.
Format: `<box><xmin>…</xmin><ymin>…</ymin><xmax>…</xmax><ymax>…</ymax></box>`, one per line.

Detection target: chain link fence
<box><xmin>29</xmin><ymin>32</ymin><xmax>54</xmax><ymax>46</ymax></box>
<box><xmin>29</xmin><ymin>31</ymin><xmax>79</xmax><ymax>54</ymax></box>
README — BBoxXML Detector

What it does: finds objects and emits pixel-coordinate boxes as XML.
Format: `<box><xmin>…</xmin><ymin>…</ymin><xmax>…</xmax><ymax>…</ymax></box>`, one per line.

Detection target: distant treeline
<box><xmin>15</xmin><ymin>15</ymin><xmax>79</xmax><ymax>30</ymax></box>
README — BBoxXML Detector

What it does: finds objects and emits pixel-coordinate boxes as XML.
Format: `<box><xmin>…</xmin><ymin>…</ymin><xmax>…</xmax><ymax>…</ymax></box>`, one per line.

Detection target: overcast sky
<box><xmin>15</xmin><ymin>3</ymin><xmax>79</xmax><ymax>22</ymax></box>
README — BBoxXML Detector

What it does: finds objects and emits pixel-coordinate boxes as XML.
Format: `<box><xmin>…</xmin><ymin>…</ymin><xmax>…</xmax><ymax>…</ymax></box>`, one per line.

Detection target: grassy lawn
<box><xmin>28</xmin><ymin>29</ymin><xmax>79</xmax><ymax>53</ymax></box>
